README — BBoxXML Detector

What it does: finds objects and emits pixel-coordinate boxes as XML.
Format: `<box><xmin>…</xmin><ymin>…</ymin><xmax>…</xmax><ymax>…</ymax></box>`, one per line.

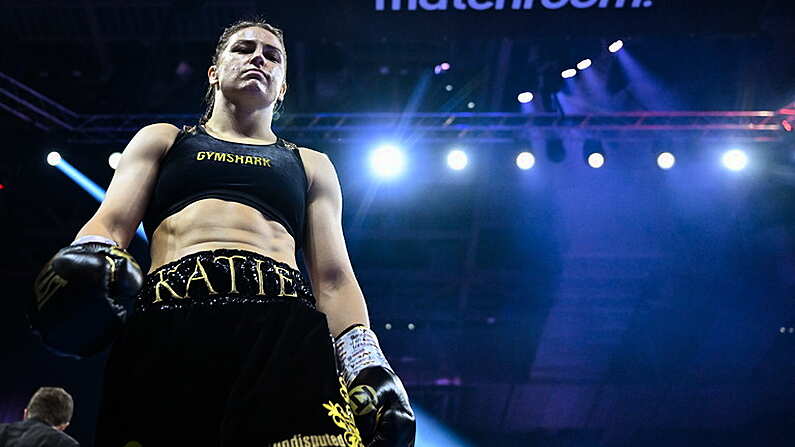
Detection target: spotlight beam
<box><xmin>53</xmin><ymin>158</ymin><xmax>148</xmax><ymax>242</ymax></box>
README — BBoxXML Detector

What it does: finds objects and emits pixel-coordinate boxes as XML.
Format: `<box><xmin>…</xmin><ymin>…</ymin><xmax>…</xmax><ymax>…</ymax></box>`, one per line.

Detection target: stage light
<box><xmin>583</xmin><ymin>139</ymin><xmax>605</xmax><ymax>168</ymax></box>
<box><xmin>0</xmin><ymin>184</ymin><xmax>5</xmax><ymax>190</ymax></box>
<box><xmin>108</xmin><ymin>152</ymin><xmax>122</xmax><ymax>170</ymax></box>
<box><xmin>517</xmin><ymin>91</ymin><xmax>534</xmax><ymax>103</ymax></box>
<box><xmin>434</xmin><ymin>65</ymin><xmax>442</xmax><ymax>75</ymax></box>
<box><xmin>722</xmin><ymin>149</ymin><xmax>748</xmax><ymax>171</ymax></box>
<box><xmin>561</xmin><ymin>68</ymin><xmax>577</xmax><ymax>79</ymax></box>
<box><xmin>385</xmin><ymin>323</ymin><xmax>392</xmax><ymax>330</ymax></box>
<box><xmin>657</xmin><ymin>152</ymin><xmax>676</xmax><ymax>170</ymax></box>
<box><xmin>783</xmin><ymin>119</ymin><xmax>793</xmax><ymax>132</ymax></box>
<box><xmin>609</xmin><ymin>40</ymin><xmax>624</xmax><ymax>53</ymax></box>
<box><xmin>408</xmin><ymin>323</ymin><xmax>415</xmax><ymax>330</ymax></box>
<box><xmin>577</xmin><ymin>59</ymin><xmax>592</xmax><ymax>70</ymax></box>
<box><xmin>47</xmin><ymin>151</ymin><xmax>62</xmax><ymax>166</ymax></box>
<box><xmin>445</xmin><ymin>84</ymin><xmax>453</xmax><ymax>91</ymax></box>
<box><xmin>369</xmin><ymin>144</ymin><xmax>406</xmax><ymax>179</ymax></box>
<box><xmin>447</xmin><ymin>149</ymin><xmax>468</xmax><ymax>171</ymax></box>
<box><xmin>441</xmin><ymin>62</ymin><xmax>450</xmax><ymax>70</ymax></box>
<box><xmin>467</xmin><ymin>102</ymin><xmax>475</xmax><ymax>109</ymax></box>
<box><xmin>588</xmin><ymin>153</ymin><xmax>605</xmax><ymax>168</ymax></box>
<box><xmin>516</xmin><ymin>152</ymin><xmax>535</xmax><ymax>170</ymax></box>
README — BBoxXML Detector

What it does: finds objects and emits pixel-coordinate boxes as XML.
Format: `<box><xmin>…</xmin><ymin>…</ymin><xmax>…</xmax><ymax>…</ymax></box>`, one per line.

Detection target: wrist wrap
<box><xmin>334</xmin><ymin>324</ymin><xmax>393</xmax><ymax>386</ymax></box>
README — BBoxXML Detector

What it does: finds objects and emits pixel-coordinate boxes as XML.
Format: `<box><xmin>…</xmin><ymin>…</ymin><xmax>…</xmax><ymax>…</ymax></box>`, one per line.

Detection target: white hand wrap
<box><xmin>334</xmin><ymin>325</ymin><xmax>393</xmax><ymax>386</ymax></box>
<box><xmin>71</xmin><ymin>235</ymin><xmax>118</xmax><ymax>247</ymax></box>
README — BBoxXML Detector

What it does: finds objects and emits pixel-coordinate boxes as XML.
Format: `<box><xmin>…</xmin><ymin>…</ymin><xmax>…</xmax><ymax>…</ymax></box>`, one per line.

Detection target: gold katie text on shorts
<box><xmin>196</xmin><ymin>151</ymin><xmax>272</xmax><ymax>167</ymax></box>
<box><xmin>184</xmin><ymin>258</ymin><xmax>218</xmax><ymax>298</ymax></box>
<box><xmin>273</xmin><ymin>265</ymin><xmax>298</xmax><ymax>297</ymax></box>
<box><xmin>214</xmin><ymin>255</ymin><xmax>247</xmax><ymax>293</ymax></box>
<box><xmin>153</xmin><ymin>266</ymin><xmax>183</xmax><ymax>302</ymax></box>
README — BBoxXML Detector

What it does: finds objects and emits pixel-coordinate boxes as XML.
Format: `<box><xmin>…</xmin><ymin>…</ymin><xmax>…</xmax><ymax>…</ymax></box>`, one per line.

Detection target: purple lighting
<box><xmin>440</xmin><ymin>62</ymin><xmax>450</xmax><ymax>70</ymax></box>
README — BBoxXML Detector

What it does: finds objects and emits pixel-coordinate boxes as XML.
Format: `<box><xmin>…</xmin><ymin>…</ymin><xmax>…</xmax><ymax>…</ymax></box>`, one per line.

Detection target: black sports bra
<box><xmin>142</xmin><ymin>125</ymin><xmax>309</xmax><ymax>248</ymax></box>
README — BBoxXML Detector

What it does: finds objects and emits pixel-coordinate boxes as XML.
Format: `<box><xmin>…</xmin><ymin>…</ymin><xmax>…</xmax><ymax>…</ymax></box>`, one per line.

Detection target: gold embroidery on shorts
<box><xmin>254</xmin><ymin>259</ymin><xmax>267</xmax><ymax>295</ymax></box>
<box><xmin>185</xmin><ymin>258</ymin><xmax>217</xmax><ymax>298</ymax></box>
<box><xmin>322</xmin><ymin>376</ymin><xmax>363</xmax><ymax>447</ymax></box>
<box><xmin>273</xmin><ymin>265</ymin><xmax>298</xmax><ymax>297</ymax></box>
<box><xmin>153</xmin><ymin>267</ymin><xmax>183</xmax><ymax>302</ymax></box>
<box><xmin>213</xmin><ymin>255</ymin><xmax>247</xmax><ymax>293</ymax></box>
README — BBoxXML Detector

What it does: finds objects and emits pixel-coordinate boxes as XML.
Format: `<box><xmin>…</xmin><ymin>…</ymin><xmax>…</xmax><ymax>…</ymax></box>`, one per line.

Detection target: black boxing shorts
<box><xmin>95</xmin><ymin>249</ymin><xmax>363</xmax><ymax>447</ymax></box>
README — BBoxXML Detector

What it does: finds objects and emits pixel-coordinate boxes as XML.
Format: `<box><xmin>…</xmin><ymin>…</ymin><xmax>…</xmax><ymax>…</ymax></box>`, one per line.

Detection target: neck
<box><xmin>205</xmin><ymin>96</ymin><xmax>277</xmax><ymax>142</ymax></box>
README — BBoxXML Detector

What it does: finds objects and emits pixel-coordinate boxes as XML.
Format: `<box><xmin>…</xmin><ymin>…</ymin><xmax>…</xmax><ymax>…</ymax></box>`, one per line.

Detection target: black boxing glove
<box><xmin>335</xmin><ymin>324</ymin><xmax>415</xmax><ymax>447</ymax></box>
<box><xmin>30</xmin><ymin>238</ymin><xmax>143</xmax><ymax>359</ymax></box>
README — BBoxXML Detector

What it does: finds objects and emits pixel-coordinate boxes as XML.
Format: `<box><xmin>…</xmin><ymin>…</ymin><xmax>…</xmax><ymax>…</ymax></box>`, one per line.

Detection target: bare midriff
<box><xmin>148</xmin><ymin>198</ymin><xmax>298</xmax><ymax>273</ymax></box>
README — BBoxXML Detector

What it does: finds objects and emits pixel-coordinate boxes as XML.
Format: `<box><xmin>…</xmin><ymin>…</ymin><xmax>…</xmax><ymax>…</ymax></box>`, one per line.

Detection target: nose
<box><xmin>248</xmin><ymin>50</ymin><xmax>265</xmax><ymax>68</ymax></box>
<box><xmin>245</xmin><ymin>44</ymin><xmax>271</xmax><ymax>68</ymax></box>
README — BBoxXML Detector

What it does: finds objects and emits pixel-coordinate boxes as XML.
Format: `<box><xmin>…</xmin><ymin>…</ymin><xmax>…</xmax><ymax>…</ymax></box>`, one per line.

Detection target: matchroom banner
<box><xmin>272</xmin><ymin>0</ymin><xmax>773</xmax><ymax>40</ymax></box>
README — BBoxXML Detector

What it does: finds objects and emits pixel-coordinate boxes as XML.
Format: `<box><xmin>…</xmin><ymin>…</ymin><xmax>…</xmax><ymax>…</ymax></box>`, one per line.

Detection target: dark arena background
<box><xmin>2</xmin><ymin>1</ymin><xmax>795</xmax><ymax>446</ymax></box>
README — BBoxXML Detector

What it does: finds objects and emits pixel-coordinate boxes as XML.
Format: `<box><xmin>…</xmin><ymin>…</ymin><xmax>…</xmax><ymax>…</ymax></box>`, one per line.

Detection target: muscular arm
<box><xmin>301</xmin><ymin>151</ymin><xmax>370</xmax><ymax>338</ymax></box>
<box><xmin>75</xmin><ymin>123</ymin><xmax>179</xmax><ymax>248</ymax></box>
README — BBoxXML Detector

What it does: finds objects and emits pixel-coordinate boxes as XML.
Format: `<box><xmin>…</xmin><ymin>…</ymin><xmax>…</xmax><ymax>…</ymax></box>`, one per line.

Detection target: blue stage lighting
<box><xmin>657</xmin><ymin>152</ymin><xmax>676</xmax><ymax>170</ymax></box>
<box><xmin>609</xmin><ymin>39</ymin><xmax>624</xmax><ymax>53</ymax></box>
<box><xmin>577</xmin><ymin>59</ymin><xmax>592</xmax><ymax>70</ymax></box>
<box><xmin>517</xmin><ymin>91</ymin><xmax>534</xmax><ymax>103</ymax></box>
<box><xmin>561</xmin><ymin>68</ymin><xmax>577</xmax><ymax>79</ymax></box>
<box><xmin>47</xmin><ymin>151</ymin><xmax>62</xmax><ymax>166</ymax></box>
<box><xmin>51</xmin><ymin>157</ymin><xmax>148</xmax><ymax>242</ymax></box>
<box><xmin>447</xmin><ymin>149</ymin><xmax>468</xmax><ymax>171</ymax></box>
<box><xmin>722</xmin><ymin>149</ymin><xmax>748</xmax><ymax>171</ymax></box>
<box><xmin>414</xmin><ymin>405</ymin><xmax>476</xmax><ymax>447</ymax></box>
<box><xmin>588</xmin><ymin>152</ymin><xmax>605</xmax><ymax>168</ymax></box>
<box><xmin>109</xmin><ymin>152</ymin><xmax>122</xmax><ymax>170</ymax></box>
<box><xmin>516</xmin><ymin>152</ymin><xmax>536</xmax><ymax>170</ymax></box>
<box><xmin>369</xmin><ymin>144</ymin><xmax>406</xmax><ymax>179</ymax></box>
<box><xmin>583</xmin><ymin>139</ymin><xmax>605</xmax><ymax>168</ymax></box>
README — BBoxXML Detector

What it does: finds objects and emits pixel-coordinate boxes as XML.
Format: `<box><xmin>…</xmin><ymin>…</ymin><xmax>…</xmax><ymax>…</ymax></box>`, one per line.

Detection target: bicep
<box><xmin>88</xmin><ymin>123</ymin><xmax>177</xmax><ymax>245</ymax></box>
<box><xmin>302</xmin><ymin>153</ymin><xmax>354</xmax><ymax>287</ymax></box>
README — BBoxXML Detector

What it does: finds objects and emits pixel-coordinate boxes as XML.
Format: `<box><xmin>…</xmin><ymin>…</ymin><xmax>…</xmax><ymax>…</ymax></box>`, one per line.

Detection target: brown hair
<box><xmin>200</xmin><ymin>18</ymin><xmax>287</xmax><ymax>124</ymax></box>
<box><xmin>26</xmin><ymin>387</ymin><xmax>74</xmax><ymax>426</ymax></box>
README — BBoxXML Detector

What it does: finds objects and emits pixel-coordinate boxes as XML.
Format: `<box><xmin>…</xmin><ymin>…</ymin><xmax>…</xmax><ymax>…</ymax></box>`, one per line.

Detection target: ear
<box><xmin>207</xmin><ymin>65</ymin><xmax>218</xmax><ymax>87</ymax></box>
<box><xmin>54</xmin><ymin>422</ymin><xmax>69</xmax><ymax>431</ymax></box>
<box><xmin>23</xmin><ymin>408</ymin><xmax>29</xmax><ymax>419</ymax></box>
<box><xmin>279</xmin><ymin>81</ymin><xmax>288</xmax><ymax>102</ymax></box>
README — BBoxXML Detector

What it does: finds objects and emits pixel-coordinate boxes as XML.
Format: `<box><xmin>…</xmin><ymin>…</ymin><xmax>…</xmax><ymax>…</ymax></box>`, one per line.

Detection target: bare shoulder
<box><xmin>139</xmin><ymin>122</ymin><xmax>181</xmax><ymax>145</ymax></box>
<box><xmin>296</xmin><ymin>146</ymin><xmax>337</xmax><ymax>193</ymax></box>
<box><xmin>126</xmin><ymin>123</ymin><xmax>182</xmax><ymax>159</ymax></box>
<box><xmin>296</xmin><ymin>145</ymin><xmax>330</xmax><ymax>164</ymax></box>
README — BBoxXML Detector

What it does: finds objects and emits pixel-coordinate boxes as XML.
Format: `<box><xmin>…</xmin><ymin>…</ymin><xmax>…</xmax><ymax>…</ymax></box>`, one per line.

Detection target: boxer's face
<box><xmin>209</xmin><ymin>26</ymin><xmax>287</xmax><ymax>109</ymax></box>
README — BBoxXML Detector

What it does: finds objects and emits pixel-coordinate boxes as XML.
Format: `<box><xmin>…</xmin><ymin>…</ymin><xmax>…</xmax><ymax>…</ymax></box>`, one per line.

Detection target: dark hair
<box><xmin>200</xmin><ymin>18</ymin><xmax>287</xmax><ymax>124</ymax></box>
<box><xmin>26</xmin><ymin>387</ymin><xmax>74</xmax><ymax>426</ymax></box>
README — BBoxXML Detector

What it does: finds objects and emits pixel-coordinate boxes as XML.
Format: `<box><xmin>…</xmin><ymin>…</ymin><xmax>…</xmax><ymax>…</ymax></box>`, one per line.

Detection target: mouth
<box><xmin>242</xmin><ymin>69</ymin><xmax>268</xmax><ymax>81</ymax></box>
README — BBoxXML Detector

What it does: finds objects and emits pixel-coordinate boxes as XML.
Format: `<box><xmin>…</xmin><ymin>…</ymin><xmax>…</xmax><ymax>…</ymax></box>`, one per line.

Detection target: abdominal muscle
<box><xmin>147</xmin><ymin>198</ymin><xmax>298</xmax><ymax>273</ymax></box>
